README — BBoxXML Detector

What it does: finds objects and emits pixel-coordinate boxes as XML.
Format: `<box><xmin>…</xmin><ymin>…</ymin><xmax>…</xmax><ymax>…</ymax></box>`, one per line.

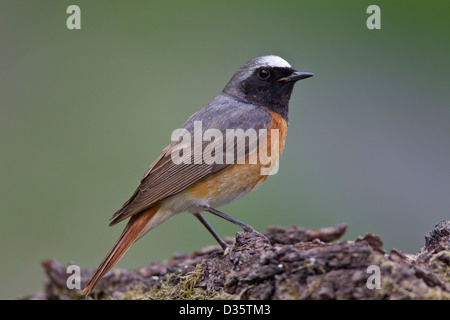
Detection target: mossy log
<box><xmin>31</xmin><ymin>221</ymin><xmax>450</xmax><ymax>300</ymax></box>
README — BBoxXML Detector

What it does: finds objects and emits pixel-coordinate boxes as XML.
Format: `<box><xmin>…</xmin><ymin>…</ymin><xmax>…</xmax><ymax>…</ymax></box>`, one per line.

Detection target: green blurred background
<box><xmin>0</xmin><ymin>1</ymin><xmax>449</xmax><ymax>299</ymax></box>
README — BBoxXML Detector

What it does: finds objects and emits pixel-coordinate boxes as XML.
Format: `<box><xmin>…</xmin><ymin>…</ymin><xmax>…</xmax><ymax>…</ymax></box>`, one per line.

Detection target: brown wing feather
<box><xmin>109</xmin><ymin>142</ymin><xmax>230</xmax><ymax>225</ymax></box>
<box><xmin>109</xmin><ymin>143</ymin><xmax>175</xmax><ymax>224</ymax></box>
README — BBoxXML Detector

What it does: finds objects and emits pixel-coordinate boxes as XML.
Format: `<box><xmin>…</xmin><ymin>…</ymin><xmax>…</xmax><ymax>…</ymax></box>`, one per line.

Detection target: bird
<box><xmin>81</xmin><ymin>55</ymin><xmax>313</xmax><ymax>295</ymax></box>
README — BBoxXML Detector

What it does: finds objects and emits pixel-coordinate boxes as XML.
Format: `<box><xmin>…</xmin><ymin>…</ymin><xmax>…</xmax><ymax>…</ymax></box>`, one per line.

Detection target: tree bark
<box><xmin>31</xmin><ymin>221</ymin><xmax>450</xmax><ymax>300</ymax></box>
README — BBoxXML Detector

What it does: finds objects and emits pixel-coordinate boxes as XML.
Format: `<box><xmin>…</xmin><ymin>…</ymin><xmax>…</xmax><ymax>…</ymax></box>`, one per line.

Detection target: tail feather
<box><xmin>82</xmin><ymin>205</ymin><xmax>160</xmax><ymax>296</ymax></box>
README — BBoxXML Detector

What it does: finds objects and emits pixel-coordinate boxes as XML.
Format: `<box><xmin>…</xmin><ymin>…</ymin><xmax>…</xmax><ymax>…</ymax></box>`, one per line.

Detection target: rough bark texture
<box><xmin>30</xmin><ymin>221</ymin><xmax>450</xmax><ymax>300</ymax></box>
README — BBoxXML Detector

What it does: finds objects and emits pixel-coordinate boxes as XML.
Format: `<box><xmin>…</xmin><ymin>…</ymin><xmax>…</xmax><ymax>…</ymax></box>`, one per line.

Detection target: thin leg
<box><xmin>194</xmin><ymin>213</ymin><xmax>229</xmax><ymax>250</ymax></box>
<box><xmin>201</xmin><ymin>206</ymin><xmax>254</xmax><ymax>232</ymax></box>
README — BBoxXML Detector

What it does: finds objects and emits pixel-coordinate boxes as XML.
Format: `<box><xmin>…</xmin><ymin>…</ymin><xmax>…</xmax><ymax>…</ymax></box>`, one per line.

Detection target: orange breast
<box><xmin>187</xmin><ymin>110</ymin><xmax>288</xmax><ymax>205</ymax></box>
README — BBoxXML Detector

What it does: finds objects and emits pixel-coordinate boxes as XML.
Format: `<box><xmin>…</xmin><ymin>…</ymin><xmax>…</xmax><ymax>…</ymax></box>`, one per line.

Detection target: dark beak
<box><xmin>277</xmin><ymin>71</ymin><xmax>314</xmax><ymax>82</ymax></box>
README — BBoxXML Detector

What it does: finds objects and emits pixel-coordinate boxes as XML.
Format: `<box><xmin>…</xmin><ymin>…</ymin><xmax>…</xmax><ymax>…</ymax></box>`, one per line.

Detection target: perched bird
<box><xmin>82</xmin><ymin>55</ymin><xmax>313</xmax><ymax>295</ymax></box>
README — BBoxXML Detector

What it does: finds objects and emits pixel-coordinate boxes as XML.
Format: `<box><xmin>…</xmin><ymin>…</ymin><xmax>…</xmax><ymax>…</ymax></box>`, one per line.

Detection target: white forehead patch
<box><xmin>258</xmin><ymin>55</ymin><xmax>292</xmax><ymax>68</ymax></box>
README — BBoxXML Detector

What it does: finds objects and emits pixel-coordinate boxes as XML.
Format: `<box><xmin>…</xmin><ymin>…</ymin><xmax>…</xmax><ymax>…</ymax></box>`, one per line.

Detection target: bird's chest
<box><xmin>186</xmin><ymin>110</ymin><xmax>287</xmax><ymax>207</ymax></box>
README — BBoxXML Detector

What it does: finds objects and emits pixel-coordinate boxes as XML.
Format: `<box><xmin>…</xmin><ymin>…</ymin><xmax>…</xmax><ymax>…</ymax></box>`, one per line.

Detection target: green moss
<box><xmin>279</xmin><ymin>282</ymin><xmax>299</xmax><ymax>300</ymax></box>
<box><xmin>428</xmin><ymin>250</ymin><xmax>450</xmax><ymax>283</ymax></box>
<box><xmin>119</xmin><ymin>259</ymin><xmax>235</xmax><ymax>300</ymax></box>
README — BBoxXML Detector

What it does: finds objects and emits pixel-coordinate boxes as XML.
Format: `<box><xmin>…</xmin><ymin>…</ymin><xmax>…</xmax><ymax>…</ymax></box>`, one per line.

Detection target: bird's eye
<box><xmin>257</xmin><ymin>68</ymin><xmax>271</xmax><ymax>80</ymax></box>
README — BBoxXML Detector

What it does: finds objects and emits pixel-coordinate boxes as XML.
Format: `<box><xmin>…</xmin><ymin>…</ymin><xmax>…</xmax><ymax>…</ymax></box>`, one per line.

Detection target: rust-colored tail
<box><xmin>82</xmin><ymin>205</ymin><xmax>160</xmax><ymax>296</ymax></box>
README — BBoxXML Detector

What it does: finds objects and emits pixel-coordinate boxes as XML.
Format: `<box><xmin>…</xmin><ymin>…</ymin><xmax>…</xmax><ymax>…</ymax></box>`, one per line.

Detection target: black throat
<box><xmin>240</xmin><ymin>79</ymin><xmax>295</xmax><ymax>123</ymax></box>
